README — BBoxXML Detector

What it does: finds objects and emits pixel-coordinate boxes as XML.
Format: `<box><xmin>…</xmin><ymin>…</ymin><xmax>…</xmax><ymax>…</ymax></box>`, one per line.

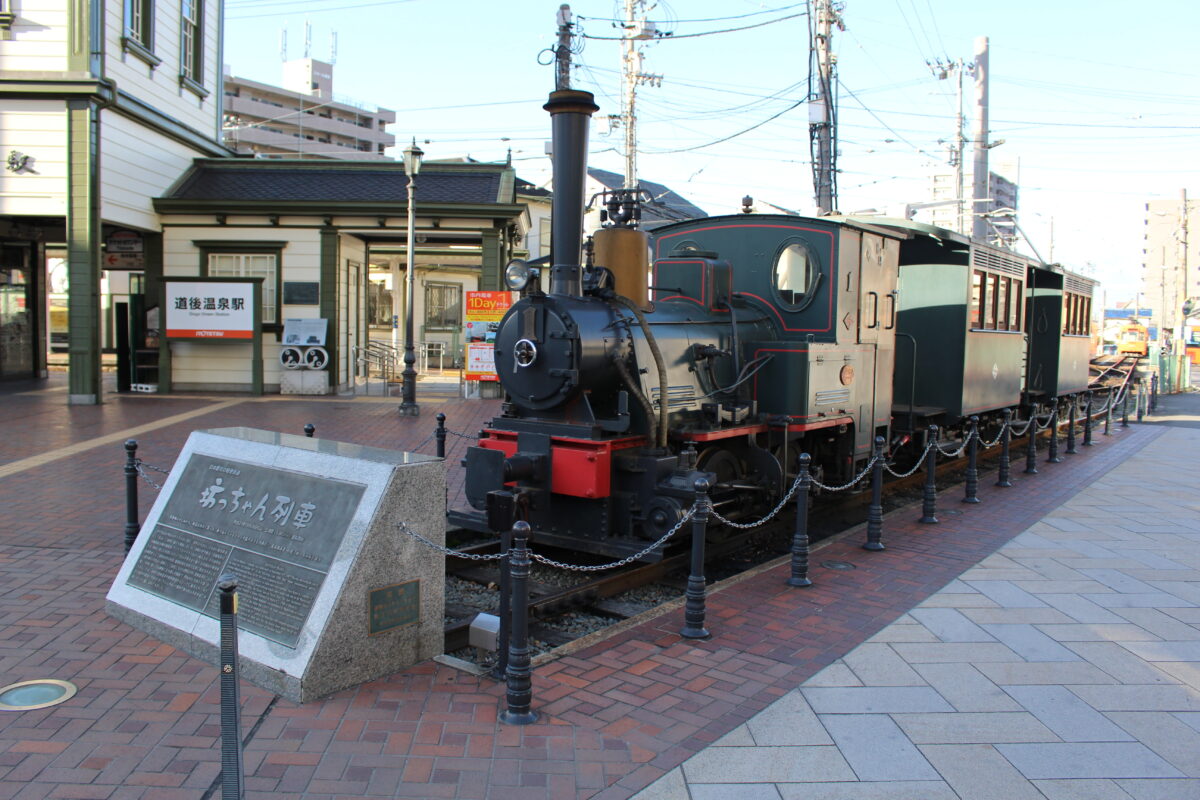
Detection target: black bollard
<box><xmin>303</xmin><ymin>423</ymin><xmax>315</xmax><ymax>438</ymax></box>
<box><xmin>1083</xmin><ymin>392</ymin><xmax>1094</xmax><ymax>447</ymax></box>
<box><xmin>680</xmin><ymin>478</ymin><xmax>712</xmax><ymax>639</ymax></box>
<box><xmin>500</xmin><ymin>521</ymin><xmax>537</xmax><ymax>725</ymax></box>
<box><xmin>1121</xmin><ymin>388</ymin><xmax>1130</xmax><ymax>428</ymax></box>
<box><xmin>485</xmin><ymin>490</ymin><xmax>516</xmax><ymax>682</ymax></box>
<box><xmin>963</xmin><ymin>417</ymin><xmax>981</xmax><ymax>504</ymax></box>
<box><xmin>997</xmin><ymin>410</ymin><xmax>1013</xmax><ymax>487</ymax></box>
<box><xmin>920</xmin><ymin>425</ymin><xmax>939</xmax><ymax>524</ymax></box>
<box><xmin>1047</xmin><ymin>406</ymin><xmax>1063</xmax><ymax>463</ymax></box>
<box><xmin>435</xmin><ymin>413</ymin><xmax>447</xmax><ymax>458</ymax></box>
<box><xmin>124</xmin><ymin>439</ymin><xmax>141</xmax><ymax>553</ymax></box>
<box><xmin>1024</xmin><ymin>415</ymin><xmax>1039</xmax><ymax>475</ymax></box>
<box><xmin>218</xmin><ymin>575</ymin><xmax>245</xmax><ymax>800</ymax></box>
<box><xmin>1065</xmin><ymin>396</ymin><xmax>1078</xmax><ymax>455</ymax></box>
<box><xmin>1151</xmin><ymin>373</ymin><xmax>1158</xmax><ymax>411</ymax></box>
<box><xmin>788</xmin><ymin>454</ymin><xmax>815</xmax><ymax>584</ymax></box>
<box><xmin>1137</xmin><ymin>384</ymin><xmax>1145</xmax><ymax>423</ymax></box>
<box><xmin>864</xmin><ymin>437</ymin><xmax>886</xmax><ymax>549</ymax></box>
<box><xmin>1104</xmin><ymin>390</ymin><xmax>1113</xmax><ymax>435</ymax></box>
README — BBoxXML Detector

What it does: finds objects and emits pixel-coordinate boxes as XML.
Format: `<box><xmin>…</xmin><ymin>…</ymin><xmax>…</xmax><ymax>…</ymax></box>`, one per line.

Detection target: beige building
<box><xmin>222</xmin><ymin>59</ymin><xmax>395</xmax><ymax>161</ymax></box>
<box><xmin>1141</xmin><ymin>192</ymin><xmax>1198</xmax><ymax>340</ymax></box>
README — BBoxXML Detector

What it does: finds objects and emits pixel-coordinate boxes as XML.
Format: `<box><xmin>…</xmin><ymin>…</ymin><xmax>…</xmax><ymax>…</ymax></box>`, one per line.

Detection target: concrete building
<box><xmin>1141</xmin><ymin>191</ymin><xmax>1198</xmax><ymax>342</ymax></box>
<box><xmin>0</xmin><ymin>0</ymin><xmax>229</xmax><ymax>397</ymax></box>
<box><xmin>222</xmin><ymin>59</ymin><xmax>395</xmax><ymax>161</ymax></box>
<box><xmin>918</xmin><ymin>164</ymin><xmax>1018</xmax><ymax>245</ymax></box>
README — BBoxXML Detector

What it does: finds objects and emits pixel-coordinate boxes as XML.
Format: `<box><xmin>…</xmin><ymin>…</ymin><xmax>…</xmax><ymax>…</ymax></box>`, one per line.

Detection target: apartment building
<box><xmin>222</xmin><ymin>59</ymin><xmax>395</xmax><ymax>160</ymax></box>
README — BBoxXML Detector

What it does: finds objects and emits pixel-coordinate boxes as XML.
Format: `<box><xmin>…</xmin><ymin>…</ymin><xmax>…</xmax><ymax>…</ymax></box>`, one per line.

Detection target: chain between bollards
<box><xmin>123</xmin><ymin>439</ymin><xmax>141</xmax><ymax>553</ymax></box>
<box><xmin>1047</xmin><ymin>405</ymin><xmax>1063</xmax><ymax>463</ymax></box>
<box><xmin>680</xmin><ymin>478</ymin><xmax>712</xmax><ymax>639</ymax></box>
<box><xmin>997</xmin><ymin>409</ymin><xmax>1014</xmax><ymax>487</ymax></box>
<box><xmin>500</xmin><ymin>521</ymin><xmax>537</xmax><ymax>725</ymax></box>
<box><xmin>435</xmin><ymin>413</ymin><xmax>447</xmax><ymax>458</ymax></box>
<box><xmin>864</xmin><ymin>437</ymin><xmax>886</xmax><ymax>549</ymax></box>
<box><xmin>787</xmin><ymin>454</ymin><xmax>814</xmax><ymax>585</ymax></box>
<box><xmin>218</xmin><ymin>575</ymin><xmax>245</xmax><ymax>800</ymax></box>
<box><xmin>920</xmin><ymin>425</ymin><xmax>939</xmax><ymax>524</ymax></box>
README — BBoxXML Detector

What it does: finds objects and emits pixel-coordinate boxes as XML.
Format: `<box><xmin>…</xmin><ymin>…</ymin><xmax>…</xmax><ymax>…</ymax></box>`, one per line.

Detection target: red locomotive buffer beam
<box><xmin>477</xmin><ymin>430</ymin><xmax>646</xmax><ymax>499</ymax></box>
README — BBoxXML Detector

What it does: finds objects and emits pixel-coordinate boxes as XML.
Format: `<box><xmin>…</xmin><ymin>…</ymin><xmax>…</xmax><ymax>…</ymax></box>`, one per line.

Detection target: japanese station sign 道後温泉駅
<box><xmin>164</xmin><ymin>280</ymin><xmax>257</xmax><ymax>339</ymax></box>
<box><xmin>464</xmin><ymin>290</ymin><xmax>515</xmax><ymax>381</ymax></box>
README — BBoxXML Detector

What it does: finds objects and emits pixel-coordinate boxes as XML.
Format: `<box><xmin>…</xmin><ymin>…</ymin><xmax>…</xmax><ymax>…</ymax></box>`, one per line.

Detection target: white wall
<box><xmin>0</xmin><ymin>100</ymin><xmax>66</xmax><ymax>216</ymax></box>
<box><xmin>163</xmin><ymin>226</ymin><xmax>321</xmax><ymax>390</ymax></box>
<box><xmin>101</xmin><ymin>111</ymin><xmax>211</xmax><ymax>230</ymax></box>
<box><xmin>0</xmin><ymin>0</ymin><xmax>68</xmax><ymax>73</ymax></box>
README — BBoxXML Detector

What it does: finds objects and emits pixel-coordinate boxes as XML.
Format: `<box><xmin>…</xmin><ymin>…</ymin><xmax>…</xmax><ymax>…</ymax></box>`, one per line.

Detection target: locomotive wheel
<box><xmin>696</xmin><ymin>447</ymin><xmax>745</xmax><ymax>487</ymax></box>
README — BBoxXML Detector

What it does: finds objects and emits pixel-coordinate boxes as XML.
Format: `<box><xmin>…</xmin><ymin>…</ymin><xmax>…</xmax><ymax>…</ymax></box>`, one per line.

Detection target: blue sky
<box><xmin>223</xmin><ymin>0</ymin><xmax>1200</xmax><ymax>300</ymax></box>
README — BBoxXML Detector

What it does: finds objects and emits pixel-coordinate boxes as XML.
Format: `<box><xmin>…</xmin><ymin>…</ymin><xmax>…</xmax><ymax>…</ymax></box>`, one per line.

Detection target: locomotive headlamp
<box><xmin>505</xmin><ymin>259</ymin><xmax>534</xmax><ymax>291</ymax></box>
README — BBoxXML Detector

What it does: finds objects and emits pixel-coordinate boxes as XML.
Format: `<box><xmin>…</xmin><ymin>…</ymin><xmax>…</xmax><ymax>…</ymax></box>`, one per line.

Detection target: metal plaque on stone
<box><xmin>127</xmin><ymin>455</ymin><xmax>364</xmax><ymax>647</ymax></box>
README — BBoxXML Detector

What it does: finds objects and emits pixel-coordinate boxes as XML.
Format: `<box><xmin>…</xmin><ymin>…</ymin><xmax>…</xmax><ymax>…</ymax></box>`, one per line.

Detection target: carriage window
<box><xmin>970</xmin><ymin>270</ymin><xmax>984</xmax><ymax>328</ymax></box>
<box><xmin>985</xmin><ymin>274</ymin><xmax>999</xmax><ymax>329</ymax></box>
<box><xmin>773</xmin><ymin>240</ymin><xmax>818</xmax><ymax>308</ymax></box>
<box><xmin>1010</xmin><ymin>279</ymin><xmax>1023</xmax><ymax>331</ymax></box>
<box><xmin>996</xmin><ymin>278</ymin><xmax>1010</xmax><ymax>331</ymax></box>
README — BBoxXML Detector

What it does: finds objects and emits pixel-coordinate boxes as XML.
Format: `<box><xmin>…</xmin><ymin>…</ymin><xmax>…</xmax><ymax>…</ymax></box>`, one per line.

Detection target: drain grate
<box><xmin>0</xmin><ymin>680</ymin><xmax>77</xmax><ymax>711</ymax></box>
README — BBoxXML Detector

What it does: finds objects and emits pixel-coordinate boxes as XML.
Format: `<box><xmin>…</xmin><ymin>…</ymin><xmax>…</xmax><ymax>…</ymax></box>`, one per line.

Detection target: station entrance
<box><xmin>0</xmin><ymin>242</ymin><xmax>37</xmax><ymax>380</ymax></box>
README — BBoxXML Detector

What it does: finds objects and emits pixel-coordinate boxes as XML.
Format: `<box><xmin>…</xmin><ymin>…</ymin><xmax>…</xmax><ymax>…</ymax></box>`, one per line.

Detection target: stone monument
<box><xmin>106</xmin><ymin>427</ymin><xmax>444</xmax><ymax>703</ymax></box>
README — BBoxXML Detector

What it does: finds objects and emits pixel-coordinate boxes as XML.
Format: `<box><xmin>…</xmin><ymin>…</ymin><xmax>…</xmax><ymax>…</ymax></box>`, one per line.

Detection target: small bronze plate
<box><xmin>840</xmin><ymin>365</ymin><xmax>855</xmax><ymax>385</ymax></box>
<box><xmin>368</xmin><ymin>580</ymin><xmax>420</xmax><ymax>636</ymax></box>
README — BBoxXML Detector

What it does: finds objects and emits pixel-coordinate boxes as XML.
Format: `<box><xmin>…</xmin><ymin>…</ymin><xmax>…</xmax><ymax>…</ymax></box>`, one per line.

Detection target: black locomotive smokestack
<box><xmin>544</xmin><ymin>89</ymin><xmax>599</xmax><ymax>296</ymax></box>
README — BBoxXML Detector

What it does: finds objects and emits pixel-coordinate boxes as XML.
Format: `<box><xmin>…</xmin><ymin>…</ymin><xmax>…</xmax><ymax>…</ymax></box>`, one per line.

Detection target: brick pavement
<box><xmin>0</xmin><ymin>379</ymin><xmax>1171</xmax><ymax>798</ymax></box>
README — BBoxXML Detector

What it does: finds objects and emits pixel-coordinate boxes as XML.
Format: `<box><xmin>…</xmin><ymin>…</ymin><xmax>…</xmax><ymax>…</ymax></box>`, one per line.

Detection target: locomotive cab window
<box><xmin>773</xmin><ymin>240</ymin><xmax>820</xmax><ymax>309</ymax></box>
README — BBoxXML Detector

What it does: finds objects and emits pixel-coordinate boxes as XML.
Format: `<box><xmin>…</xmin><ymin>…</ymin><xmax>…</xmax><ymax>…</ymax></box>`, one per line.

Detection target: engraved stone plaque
<box><xmin>107</xmin><ymin>427</ymin><xmax>445</xmax><ymax>703</ymax></box>
<box><xmin>127</xmin><ymin>454</ymin><xmax>364</xmax><ymax>647</ymax></box>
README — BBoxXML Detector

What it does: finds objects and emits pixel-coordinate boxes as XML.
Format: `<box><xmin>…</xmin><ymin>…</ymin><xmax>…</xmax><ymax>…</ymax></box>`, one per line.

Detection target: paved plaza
<box><xmin>0</xmin><ymin>375</ymin><xmax>1196</xmax><ymax>799</ymax></box>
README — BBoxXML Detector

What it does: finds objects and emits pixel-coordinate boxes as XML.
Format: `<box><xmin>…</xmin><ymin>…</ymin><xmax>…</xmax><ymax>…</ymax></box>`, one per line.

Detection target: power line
<box><xmin>579</xmin><ymin>11</ymin><xmax>807</xmax><ymax>41</ymax></box>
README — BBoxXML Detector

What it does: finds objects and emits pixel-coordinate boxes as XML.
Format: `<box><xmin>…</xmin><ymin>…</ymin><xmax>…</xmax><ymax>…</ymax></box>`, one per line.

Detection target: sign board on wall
<box><xmin>165</xmin><ymin>280</ymin><xmax>258</xmax><ymax>339</ymax></box>
<box><xmin>464</xmin><ymin>291</ymin><xmax>514</xmax><ymax>381</ymax></box>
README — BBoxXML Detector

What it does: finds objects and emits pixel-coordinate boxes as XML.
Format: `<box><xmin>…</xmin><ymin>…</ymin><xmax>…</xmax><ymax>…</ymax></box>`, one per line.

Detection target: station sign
<box><xmin>165</xmin><ymin>280</ymin><xmax>257</xmax><ymax>339</ymax></box>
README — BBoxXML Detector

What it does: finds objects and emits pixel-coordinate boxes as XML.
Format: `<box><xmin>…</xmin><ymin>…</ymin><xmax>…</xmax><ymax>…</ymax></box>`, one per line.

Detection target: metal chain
<box><xmin>810</xmin><ymin>454</ymin><xmax>880</xmax><ymax>492</ymax></box>
<box><xmin>134</xmin><ymin>463</ymin><xmax>163</xmax><ymax>491</ymax></box>
<box><xmin>396</xmin><ymin>521</ymin><xmax>509</xmax><ymax>561</ymax></box>
<box><xmin>531</xmin><ymin>508</ymin><xmax>695</xmax><ymax>571</ymax></box>
<box><xmin>410</xmin><ymin>432</ymin><xmax>436</xmax><ymax>453</ymax></box>
<box><xmin>709</xmin><ymin>468</ymin><xmax>810</xmax><ymax>530</ymax></box>
<box><xmin>934</xmin><ymin>437</ymin><xmax>969</xmax><ymax>458</ymax></box>
<box><xmin>882</xmin><ymin>439</ymin><xmax>934</xmax><ymax>478</ymax></box>
<box><xmin>977</xmin><ymin>428</ymin><xmax>1006</xmax><ymax>448</ymax></box>
<box><xmin>443</xmin><ymin>428</ymin><xmax>475</xmax><ymax>439</ymax></box>
<box><xmin>137</xmin><ymin>460</ymin><xmax>170</xmax><ymax>474</ymax></box>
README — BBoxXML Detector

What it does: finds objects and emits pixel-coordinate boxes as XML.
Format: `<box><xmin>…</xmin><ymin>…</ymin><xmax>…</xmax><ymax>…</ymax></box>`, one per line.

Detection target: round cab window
<box><xmin>773</xmin><ymin>241</ymin><xmax>819</xmax><ymax>308</ymax></box>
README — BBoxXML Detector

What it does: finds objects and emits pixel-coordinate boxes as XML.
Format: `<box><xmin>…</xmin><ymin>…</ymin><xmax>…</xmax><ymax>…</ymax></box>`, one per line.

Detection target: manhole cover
<box><xmin>821</xmin><ymin>560</ymin><xmax>856</xmax><ymax>571</ymax></box>
<box><xmin>0</xmin><ymin>680</ymin><xmax>77</xmax><ymax>711</ymax></box>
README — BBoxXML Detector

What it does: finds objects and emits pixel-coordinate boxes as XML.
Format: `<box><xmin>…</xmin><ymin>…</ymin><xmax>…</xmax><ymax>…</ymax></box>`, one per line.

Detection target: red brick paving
<box><xmin>0</xmin><ymin>378</ymin><xmax>1164</xmax><ymax>798</ymax></box>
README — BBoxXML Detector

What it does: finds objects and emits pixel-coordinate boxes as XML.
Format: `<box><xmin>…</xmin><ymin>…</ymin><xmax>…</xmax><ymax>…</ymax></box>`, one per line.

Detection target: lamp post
<box><xmin>399</xmin><ymin>138</ymin><xmax>424</xmax><ymax>416</ymax></box>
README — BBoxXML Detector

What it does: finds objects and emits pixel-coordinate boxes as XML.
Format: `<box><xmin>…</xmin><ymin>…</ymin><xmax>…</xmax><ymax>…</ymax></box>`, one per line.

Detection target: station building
<box><xmin>0</xmin><ymin>1</ymin><xmax>523</xmax><ymax>398</ymax></box>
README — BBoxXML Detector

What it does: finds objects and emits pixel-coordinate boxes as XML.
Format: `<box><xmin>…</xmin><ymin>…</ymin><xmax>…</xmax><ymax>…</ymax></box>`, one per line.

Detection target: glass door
<box><xmin>0</xmin><ymin>244</ymin><xmax>34</xmax><ymax>379</ymax></box>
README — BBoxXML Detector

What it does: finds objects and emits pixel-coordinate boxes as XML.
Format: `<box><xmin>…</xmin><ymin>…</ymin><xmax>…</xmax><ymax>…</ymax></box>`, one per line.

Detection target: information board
<box><xmin>464</xmin><ymin>291</ymin><xmax>514</xmax><ymax>381</ymax></box>
<box><xmin>126</xmin><ymin>454</ymin><xmax>365</xmax><ymax>647</ymax></box>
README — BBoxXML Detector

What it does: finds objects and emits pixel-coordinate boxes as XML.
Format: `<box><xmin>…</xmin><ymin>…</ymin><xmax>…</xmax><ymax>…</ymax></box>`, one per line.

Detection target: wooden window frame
<box><xmin>970</xmin><ymin>270</ymin><xmax>984</xmax><ymax>329</ymax></box>
<box><xmin>196</xmin><ymin>241</ymin><xmax>286</xmax><ymax>333</ymax></box>
<box><xmin>122</xmin><ymin>0</ymin><xmax>161</xmax><ymax>69</ymax></box>
<box><xmin>423</xmin><ymin>281</ymin><xmax>462</xmax><ymax>332</ymax></box>
<box><xmin>179</xmin><ymin>0</ymin><xmax>208</xmax><ymax>98</ymax></box>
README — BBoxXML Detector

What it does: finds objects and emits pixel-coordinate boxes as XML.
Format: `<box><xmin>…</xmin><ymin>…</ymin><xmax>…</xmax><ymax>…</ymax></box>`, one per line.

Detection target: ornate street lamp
<box><xmin>399</xmin><ymin>138</ymin><xmax>424</xmax><ymax>416</ymax></box>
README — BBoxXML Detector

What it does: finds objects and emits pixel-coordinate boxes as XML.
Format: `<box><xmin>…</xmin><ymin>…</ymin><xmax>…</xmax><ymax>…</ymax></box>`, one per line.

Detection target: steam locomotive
<box><xmin>447</xmin><ymin>89</ymin><xmax>1098</xmax><ymax>560</ymax></box>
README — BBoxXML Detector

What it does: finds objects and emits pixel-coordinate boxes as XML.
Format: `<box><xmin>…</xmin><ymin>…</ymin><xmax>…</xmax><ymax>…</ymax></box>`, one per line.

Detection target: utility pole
<box><xmin>809</xmin><ymin>0</ymin><xmax>842</xmax><ymax>215</ymax></box>
<box><xmin>1177</xmin><ymin>188</ymin><xmax>1190</xmax><ymax>360</ymax></box>
<box><xmin>554</xmin><ymin>4</ymin><xmax>573</xmax><ymax>90</ymax></box>
<box><xmin>931</xmin><ymin>57</ymin><xmax>971</xmax><ymax>234</ymax></box>
<box><xmin>617</xmin><ymin>0</ymin><xmax>662</xmax><ymax>191</ymax></box>
<box><xmin>970</xmin><ymin>35</ymin><xmax>990</xmax><ymax>242</ymax></box>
